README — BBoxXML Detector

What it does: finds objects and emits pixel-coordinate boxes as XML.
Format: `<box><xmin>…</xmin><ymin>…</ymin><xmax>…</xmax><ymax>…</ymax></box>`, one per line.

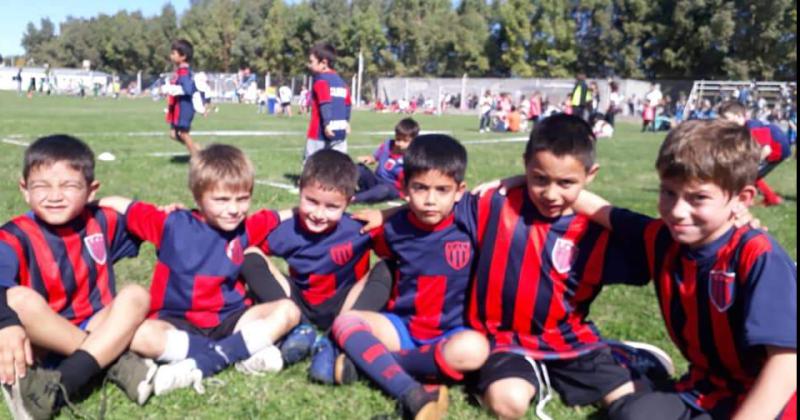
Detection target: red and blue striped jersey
<box><xmin>307</xmin><ymin>70</ymin><xmax>351</xmax><ymax>141</ymax></box>
<box><xmin>125</xmin><ymin>202</ymin><xmax>280</xmax><ymax>329</ymax></box>
<box><xmin>0</xmin><ymin>206</ymin><xmax>140</xmax><ymax>325</ymax></box>
<box><xmin>370</xmin><ymin>198</ymin><xmax>477</xmax><ymax>342</ymax></box>
<box><xmin>373</xmin><ymin>139</ymin><xmax>405</xmax><ymax>195</ymax></box>
<box><xmin>261</xmin><ymin>214</ymin><xmax>371</xmax><ymax>308</ymax></box>
<box><xmin>467</xmin><ymin>186</ymin><xmax>633</xmax><ymax>360</ymax></box>
<box><xmin>747</xmin><ymin>119</ymin><xmax>791</xmax><ymax>163</ymax></box>
<box><xmin>611</xmin><ymin>208</ymin><xmax>797</xmax><ymax>417</ymax></box>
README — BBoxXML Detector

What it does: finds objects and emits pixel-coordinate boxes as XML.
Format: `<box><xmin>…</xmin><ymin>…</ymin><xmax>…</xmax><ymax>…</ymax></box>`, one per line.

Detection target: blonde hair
<box><xmin>656</xmin><ymin>120</ymin><xmax>760</xmax><ymax>195</ymax></box>
<box><xmin>189</xmin><ymin>144</ymin><xmax>254</xmax><ymax>201</ymax></box>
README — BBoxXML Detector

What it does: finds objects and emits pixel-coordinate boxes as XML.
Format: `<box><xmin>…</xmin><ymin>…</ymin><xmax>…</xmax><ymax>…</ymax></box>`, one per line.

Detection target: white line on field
<box><xmin>2</xmin><ymin>138</ymin><xmax>29</xmax><ymax>147</ymax></box>
<box><xmin>255</xmin><ymin>179</ymin><xmax>299</xmax><ymax>193</ymax></box>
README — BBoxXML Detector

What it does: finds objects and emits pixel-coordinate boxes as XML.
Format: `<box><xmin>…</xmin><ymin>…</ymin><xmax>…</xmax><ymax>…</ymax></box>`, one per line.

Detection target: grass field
<box><xmin>0</xmin><ymin>91</ymin><xmax>795</xmax><ymax>420</ymax></box>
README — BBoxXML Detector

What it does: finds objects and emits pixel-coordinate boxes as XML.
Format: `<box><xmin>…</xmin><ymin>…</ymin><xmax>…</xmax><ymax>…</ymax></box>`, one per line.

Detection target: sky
<box><xmin>0</xmin><ymin>0</ymin><xmax>191</xmax><ymax>57</ymax></box>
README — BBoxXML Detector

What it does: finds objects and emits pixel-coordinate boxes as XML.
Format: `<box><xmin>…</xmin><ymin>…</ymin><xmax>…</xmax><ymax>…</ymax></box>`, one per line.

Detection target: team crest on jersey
<box><xmin>551</xmin><ymin>237</ymin><xmax>578</xmax><ymax>274</ymax></box>
<box><xmin>226</xmin><ymin>238</ymin><xmax>244</xmax><ymax>265</ymax></box>
<box><xmin>709</xmin><ymin>270</ymin><xmax>736</xmax><ymax>312</ymax></box>
<box><xmin>84</xmin><ymin>234</ymin><xmax>107</xmax><ymax>265</ymax></box>
<box><xmin>331</xmin><ymin>242</ymin><xmax>353</xmax><ymax>266</ymax></box>
<box><xmin>445</xmin><ymin>241</ymin><xmax>471</xmax><ymax>271</ymax></box>
<box><xmin>384</xmin><ymin>159</ymin><xmax>397</xmax><ymax>171</ymax></box>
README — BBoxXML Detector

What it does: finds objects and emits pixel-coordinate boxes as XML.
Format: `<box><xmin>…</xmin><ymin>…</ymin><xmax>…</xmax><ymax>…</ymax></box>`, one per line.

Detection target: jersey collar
<box><xmin>407</xmin><ymin>210</ymin><xmax>454</xmax><ymax>232</ymax></box>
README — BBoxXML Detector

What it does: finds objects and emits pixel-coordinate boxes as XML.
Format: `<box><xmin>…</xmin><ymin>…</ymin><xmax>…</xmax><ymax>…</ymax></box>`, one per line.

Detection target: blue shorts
<box><xmin>383</xmin><ymin>312</ymin><xmax>466</xmax><ymax>351</ymax></box>
<box><xmin>40</xmin><ymin>315</ymin><xmax>94</xmax><ymax>369</ymax></box>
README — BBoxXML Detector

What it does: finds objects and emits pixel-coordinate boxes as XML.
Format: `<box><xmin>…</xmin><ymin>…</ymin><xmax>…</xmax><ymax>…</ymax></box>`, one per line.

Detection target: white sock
<box><xmin>158</xmin><ymin>329</ymin><xmax>190</xmax><ymax>362</ymax></box>
<box><xmin>239</xmin><ymin>319</ymin><xmax>274</xmax><ymax>355</ymax></box>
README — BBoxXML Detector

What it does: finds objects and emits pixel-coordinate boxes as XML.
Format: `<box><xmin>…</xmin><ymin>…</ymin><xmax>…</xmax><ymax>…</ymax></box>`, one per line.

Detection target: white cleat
<box><xmin>235</xmin><ymin>345</ymin><xmax>284</xmax><ymax>375</ymax></box>
<box><xmin>1</xmin><ymin>381</ymin><xmax>32</xmax><ymax>420</ymax></box>
<box><xmin>153</xmin><ymin>359</ymin><xmax>205</xmax><ymax>396</ymax></box>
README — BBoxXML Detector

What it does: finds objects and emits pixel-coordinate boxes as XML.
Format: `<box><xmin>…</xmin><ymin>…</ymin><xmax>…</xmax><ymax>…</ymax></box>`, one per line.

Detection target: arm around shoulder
<box><xmin>573</xmin><ymin>190</ymin><xmax>613</xmax><ymax>230</ymax></box>
<box><xmin>98</xmin><ymin>196</ymin><xmax>134</xmax><ymax>214</ymax></box>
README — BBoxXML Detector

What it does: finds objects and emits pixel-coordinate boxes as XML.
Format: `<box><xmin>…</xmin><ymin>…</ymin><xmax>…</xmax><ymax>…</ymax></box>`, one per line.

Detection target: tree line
<box><xmin>18</xmin><ymin>0</ymin><xmax>797</xmax><ymax>82</ymax></box>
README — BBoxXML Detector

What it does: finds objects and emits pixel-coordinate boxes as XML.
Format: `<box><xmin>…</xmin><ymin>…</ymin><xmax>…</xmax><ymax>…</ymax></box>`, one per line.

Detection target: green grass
<box><xmin>0</xmin><ymin>91</ymin><xmax>795</xmax><ymax>420</ymax></box>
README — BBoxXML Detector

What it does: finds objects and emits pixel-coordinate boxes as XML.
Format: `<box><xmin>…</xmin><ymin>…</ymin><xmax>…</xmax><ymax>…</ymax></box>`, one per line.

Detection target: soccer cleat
<box><xmin>279</xmin><ymin>324</ymin><xmax>317</xmax><ymax>365</ymax></box>
<box><xmin>401</xmin><ymin>384</ymin><xmax>448</xmax><ymax>420</ymax></box>
<box><xmin>235</xmin><ymin>345</ymin><xmax>283</xmax><ymax>375</ymax></box>
<box><xmin>608</xmin><ymin>340</ymin><xmax>675</xmax><ymax>387</ymax></box>
<box><xmin>334</xmin><ymin>353</ymin><xmax>358</xmax><ymax>386</ymax></box>
<box><xmin>153</xmin><ymin>359</ymin><xmax>204</xmax><ymax>396</ymax></box>
<box><xmin>2</xmin><ymin>381</ymin><xmax>33</xmax><ymax>420</ymax></box>
<box><xmin>18</xmin><ymin>367</ymin><xmax>64</xmax><ymax>420</ymax></box>
<box><xmin>107</xmin><ymin>351</ymin><xmax>158</xmax><ymax>406</ymax></box>
<box><xmin>308</xmin><ymin>336</ymin><xmax>335</xmax><ymax>384</ymax></box>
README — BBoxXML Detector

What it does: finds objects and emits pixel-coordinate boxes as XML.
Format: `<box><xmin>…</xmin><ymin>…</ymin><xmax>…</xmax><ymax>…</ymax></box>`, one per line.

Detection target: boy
<box><xmin>465</xmin><ymin>115</ymin><xmax>669</xmax><ymax>419</ymax></box>
<box><xmin>573</xmin><ymin>119</ymin><xmax>796</xmax><ymax>420</ymax></box>
<box><xmin>333</xmin><ymin>135</ymin><xmax>490</xmax><ymax>420</ymax></box>
<box><xmin>304</xmin><ymin>42</ymin><xmax>351</xmax><ymax>162</ymax></box>
<box><xmin>100</xmin><ymin>144</ymin><xmax>299</xmax><ymax>396</ymax></box>
<box><xmin>163</xmin><ymin>39</ymin><xmax>200</xmax><ymax>156</ymax></box>
<box><xmin>719</xmin><ymin>100</ymin><xmax>792</xmax><ymax>206</ymax></box>
<box><xmin>238</xmin><ymin>150</ymin><xmax>392</xmax><ymax>382</ymax></box>
<box><xmin>0</xmin><ymin>135</ymin><xmax>156</xmax><ymax>419</ymax></box>
<box><xmin>353</xmin><ymin>118</ymin><xmax>419</xmax><ymax>204</ymax></box>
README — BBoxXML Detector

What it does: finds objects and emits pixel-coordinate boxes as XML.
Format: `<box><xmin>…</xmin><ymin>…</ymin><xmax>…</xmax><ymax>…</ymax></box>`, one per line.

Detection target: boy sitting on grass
<box><xmin>353</xmin><ymin>118</ymin><xmax>419</xmax><ymax>204</ymax></box>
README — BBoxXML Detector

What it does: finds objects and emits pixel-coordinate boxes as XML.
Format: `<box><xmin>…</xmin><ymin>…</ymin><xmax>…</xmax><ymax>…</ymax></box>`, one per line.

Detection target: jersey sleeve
<box><xmin>368</xmin><ymin>224</ymin><xmax>394</xmax><ymax>259</ymax></box>
<box><xmin>0</xmin><ymin>240</ymin><xmax>20</xmax><ymax>289</ymax></box>
<box><xmin>608</xmin><ymin>207</ymin><xmax>658</xmax><ymax>282</ymax></box>
<box><xmin>101</xmin><ymin>208</ymin><xmax>141</xmax><ymax>262</ymax></box>
<box><xmin>741</xmin><ymin>238</ymin><xmax>797</xmax><ymax>349</ymax></box>
<box><xmin>124</xmin><ymin>201</ymin><xmax>168</xmax><ymax>248</ymax></box>
<box><xmin>246</xmin><ymin>209</ymin><xmax>281</xmax><ymax>250</ymax></box>
<box><xmin>454</xmin><ymin>192</ymin><xmax>480</xmax><ymax>243</ymax></box>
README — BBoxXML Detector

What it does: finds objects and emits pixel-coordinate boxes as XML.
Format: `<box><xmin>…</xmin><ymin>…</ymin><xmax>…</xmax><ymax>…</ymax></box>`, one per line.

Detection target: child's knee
<box><xmin>116</xmin><ymin>285</ymin><xmax>151</xmax><ymax>316</ymax></box>
<box><xmin>485</xmin><ymin>383</ymin><xmax>533</xmax><ymax>420</ymax></box>
<box><xmin>275</xmin><ymin>299</ymin><xmax>301</xmax><ymax>326</ymax></box>
<box><xmin>130</xmin><ymin>320</ymin><xmax>169</xmax><ymax>356</ymax></box>
<box><xmin>445</xmin><ymin>330</ymin><xmax>490</xmax><ymax>369</ymax></box>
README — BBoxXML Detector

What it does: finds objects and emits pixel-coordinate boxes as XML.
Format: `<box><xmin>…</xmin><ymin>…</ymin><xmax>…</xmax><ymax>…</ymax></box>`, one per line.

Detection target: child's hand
<box><xmin>157</xmin><ymin>202</ymin><xmax>186</xmax><ymax>214</ymax></box>
<box><xmin>0</xmin><ymin>325</ymin><xmax>32</xmax><ymax>385</ymax></box>
<box><xmin>471</xmin><ymin>175</ymin><xmax>526</xmax><ymax>197</ymax></box>
<box><xmin>734</xmin><ymin>209</ymin><xmax>767</xmax><ymax>231</ymax></box>
<box><xmin>357</xmin><ymin>155</ymin><xmax>375</xmax><ymax>165</ymax></box>
<box><xmin>353</xmin><ymin>208</ymin><xmax>385</xmax><ymax>233</ymax></box>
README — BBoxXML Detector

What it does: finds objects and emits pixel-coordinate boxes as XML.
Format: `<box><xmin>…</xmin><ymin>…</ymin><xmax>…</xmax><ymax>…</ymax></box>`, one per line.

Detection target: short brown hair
<box><xmin>300</xmin><ymin>149</ymin><xmax>357</xmax><ymax>198</ymax></box>
<box><xmin>395</xmin><ymin>118</ymin><xmax>420</xmax><ymax>138</ymax></box>
<box><xmin>718</xmin><ymin>100</ymin><xmax>746</xmax><ymax>118</ymax></box>
<box><xmin>656</xmin><ymin>120</ymin><xmax>760</xmax><ymax>195</ymax></box>
<box><xmin>189</xmin><ymin>144</ymin><xmax>254</xmax><ymax>201</ymax></box>
<box><xmin>24</xmin><ymin>134</ymin><xmax>95</xmax><ymax>184</ymax></box>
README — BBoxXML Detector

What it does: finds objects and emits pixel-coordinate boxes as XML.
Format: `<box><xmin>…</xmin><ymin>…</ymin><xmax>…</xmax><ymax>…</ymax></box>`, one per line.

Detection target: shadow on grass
<box><xmin>283</xmin><ymin>173</ymin><xmax>300</xmax><ymax>185</ymax></box>
<box><xmin>781</xmin><ymin>194</ymin><xmax>796</xmax><ymax>202</ymax></box>
<box><xmin>169</xmin><ymin>155</ymin><xmax>191</xmax><ymax>164</ymax></box>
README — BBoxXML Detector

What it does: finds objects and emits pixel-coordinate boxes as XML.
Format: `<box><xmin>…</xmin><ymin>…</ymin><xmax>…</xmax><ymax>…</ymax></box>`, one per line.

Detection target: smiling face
<box><xmin>404</xmin><ymin>170</ymin><xmax>465</xmax><ymax>226</ymax></box>
<box><xmin>524</xmin><ymin>150</ymin><xmax>597</xmax><ymax>219</ymax></box>
<box><xmin>197</xmin><ymin>186</ymin><xmax>252</xmax><ymax>231</ymax></box>
<box><xmin>658</xmin><ymin>177</ymin><xmax>752</xmax><ymax>248</ymax></box>
<box><xmin>21</xmin><ymin>161</ymin><xmax>98</xmax><ymax>226</ymax></box>
<box><xmin>298</xmin><ymin>182</ymin><xmax>349</xmax><ymax>233</ymax></box>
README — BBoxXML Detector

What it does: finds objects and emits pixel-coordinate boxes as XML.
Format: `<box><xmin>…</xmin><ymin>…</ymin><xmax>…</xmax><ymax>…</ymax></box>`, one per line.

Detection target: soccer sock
<box><xmin>157</xmin><ymin>330</ymin><xmax>213</xmax><ymax>363</ymax></box>
<box><xmin>240</xmin><ymin>253</ymin><xmax>288</xmax><ymax>303</ymax></box>
<box><xmin>332</xmin><ymin>314</ymin><xmax>417</xmax><ymax>399</ymax></box>
<box><xmin>57</xmin><ymin>350</ymin><xmax>102</xmax><ymax>397</ymax></box>
<box><xmin>392</xmin><ymin>339</ymin><xmax>463</xmax><ymax>382</ymax></box>
<box><xmin>756</xmin><ymin>178</ymin><xmax>781</xmax><ymax>203</ymax></box>
<box><xmin>351</xmin><ymin>260</ymin><xmax>393</xmax><ymax>312</ymax></box>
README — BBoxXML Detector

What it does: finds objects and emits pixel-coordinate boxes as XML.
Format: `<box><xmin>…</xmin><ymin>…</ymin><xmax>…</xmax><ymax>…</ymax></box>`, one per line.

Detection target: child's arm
<box><xmin>732</xmin><ymin>346</ymin><xmax>796</xmax><ymax>420</ymax></box>
<box><xmin>98</xmin><ymin>196</ymin><xmax>134</xmax><ymax>214</ymax></box>
<box><xmin>470</xmin><ymin>174</ymin><xmax>525</xmax><ymax>197</ymax></box>
<box><xmin>357</xmin><ymin>155</ymin><xmax>376</xmax><ymax>165</ymax></box>
<box><xmin>277</xmin><ymin>208</ymin><xmax>295</xmax><ymax>222</ymax></box>
<box><xmin>572</xmin><ymin>190</ymin><xmax>614</xmax><ymax>230</ymax></box>
<box><xmin>352</xmin><ymin>205</ymin><xmax>404</xmax><ymax>233</ymax></box>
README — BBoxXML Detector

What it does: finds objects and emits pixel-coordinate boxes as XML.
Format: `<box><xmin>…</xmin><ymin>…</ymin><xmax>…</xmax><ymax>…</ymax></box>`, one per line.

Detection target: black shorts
<box><xmin>162</xmin><ymin>308</ymin><xmax>247</xmax><ymax>341</ymax></box>
<box><xmin>287</xmin><ymin>277</ymin><xmax>350</xmax><ymax>331</ymax></box>
<box><xmin>468</xmin><ymin>347</ymin><xmax>633</xmax><ymax>407</ymax></box>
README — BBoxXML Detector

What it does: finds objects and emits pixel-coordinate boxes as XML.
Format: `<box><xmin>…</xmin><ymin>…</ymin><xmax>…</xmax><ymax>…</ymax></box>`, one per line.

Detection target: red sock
<box><xmin>756</xmin><ymin>178</ymin><xmax>782</xmax><ymax>205</ymax></box>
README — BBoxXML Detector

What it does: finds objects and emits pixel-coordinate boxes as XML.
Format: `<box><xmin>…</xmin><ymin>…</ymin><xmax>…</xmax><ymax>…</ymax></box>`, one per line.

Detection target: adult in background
<box><xmin>606</xmin><ymin>81</ymin><xmax>624</xmax><ymax>127</ymax></box>
<box><xmin>570</xmin><ymin>73</ymin><xmax>592</xmax><ymax>121</ymax></box>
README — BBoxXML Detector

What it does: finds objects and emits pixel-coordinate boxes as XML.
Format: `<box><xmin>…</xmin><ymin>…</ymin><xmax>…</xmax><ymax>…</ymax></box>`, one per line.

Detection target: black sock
<box><xmin>351</xmin><ymin>259</ymin><xmax>393</xmax><ymax>311</ymax></box>
<box><xmin>56</xmin><ymin>350</ymin><xmax>102</xmax><ymax>397</ymax></box>
<box><xmin>240</xmin><ymin>252</ymin><xmax>288</xmax><ymax>303</ymax></box>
